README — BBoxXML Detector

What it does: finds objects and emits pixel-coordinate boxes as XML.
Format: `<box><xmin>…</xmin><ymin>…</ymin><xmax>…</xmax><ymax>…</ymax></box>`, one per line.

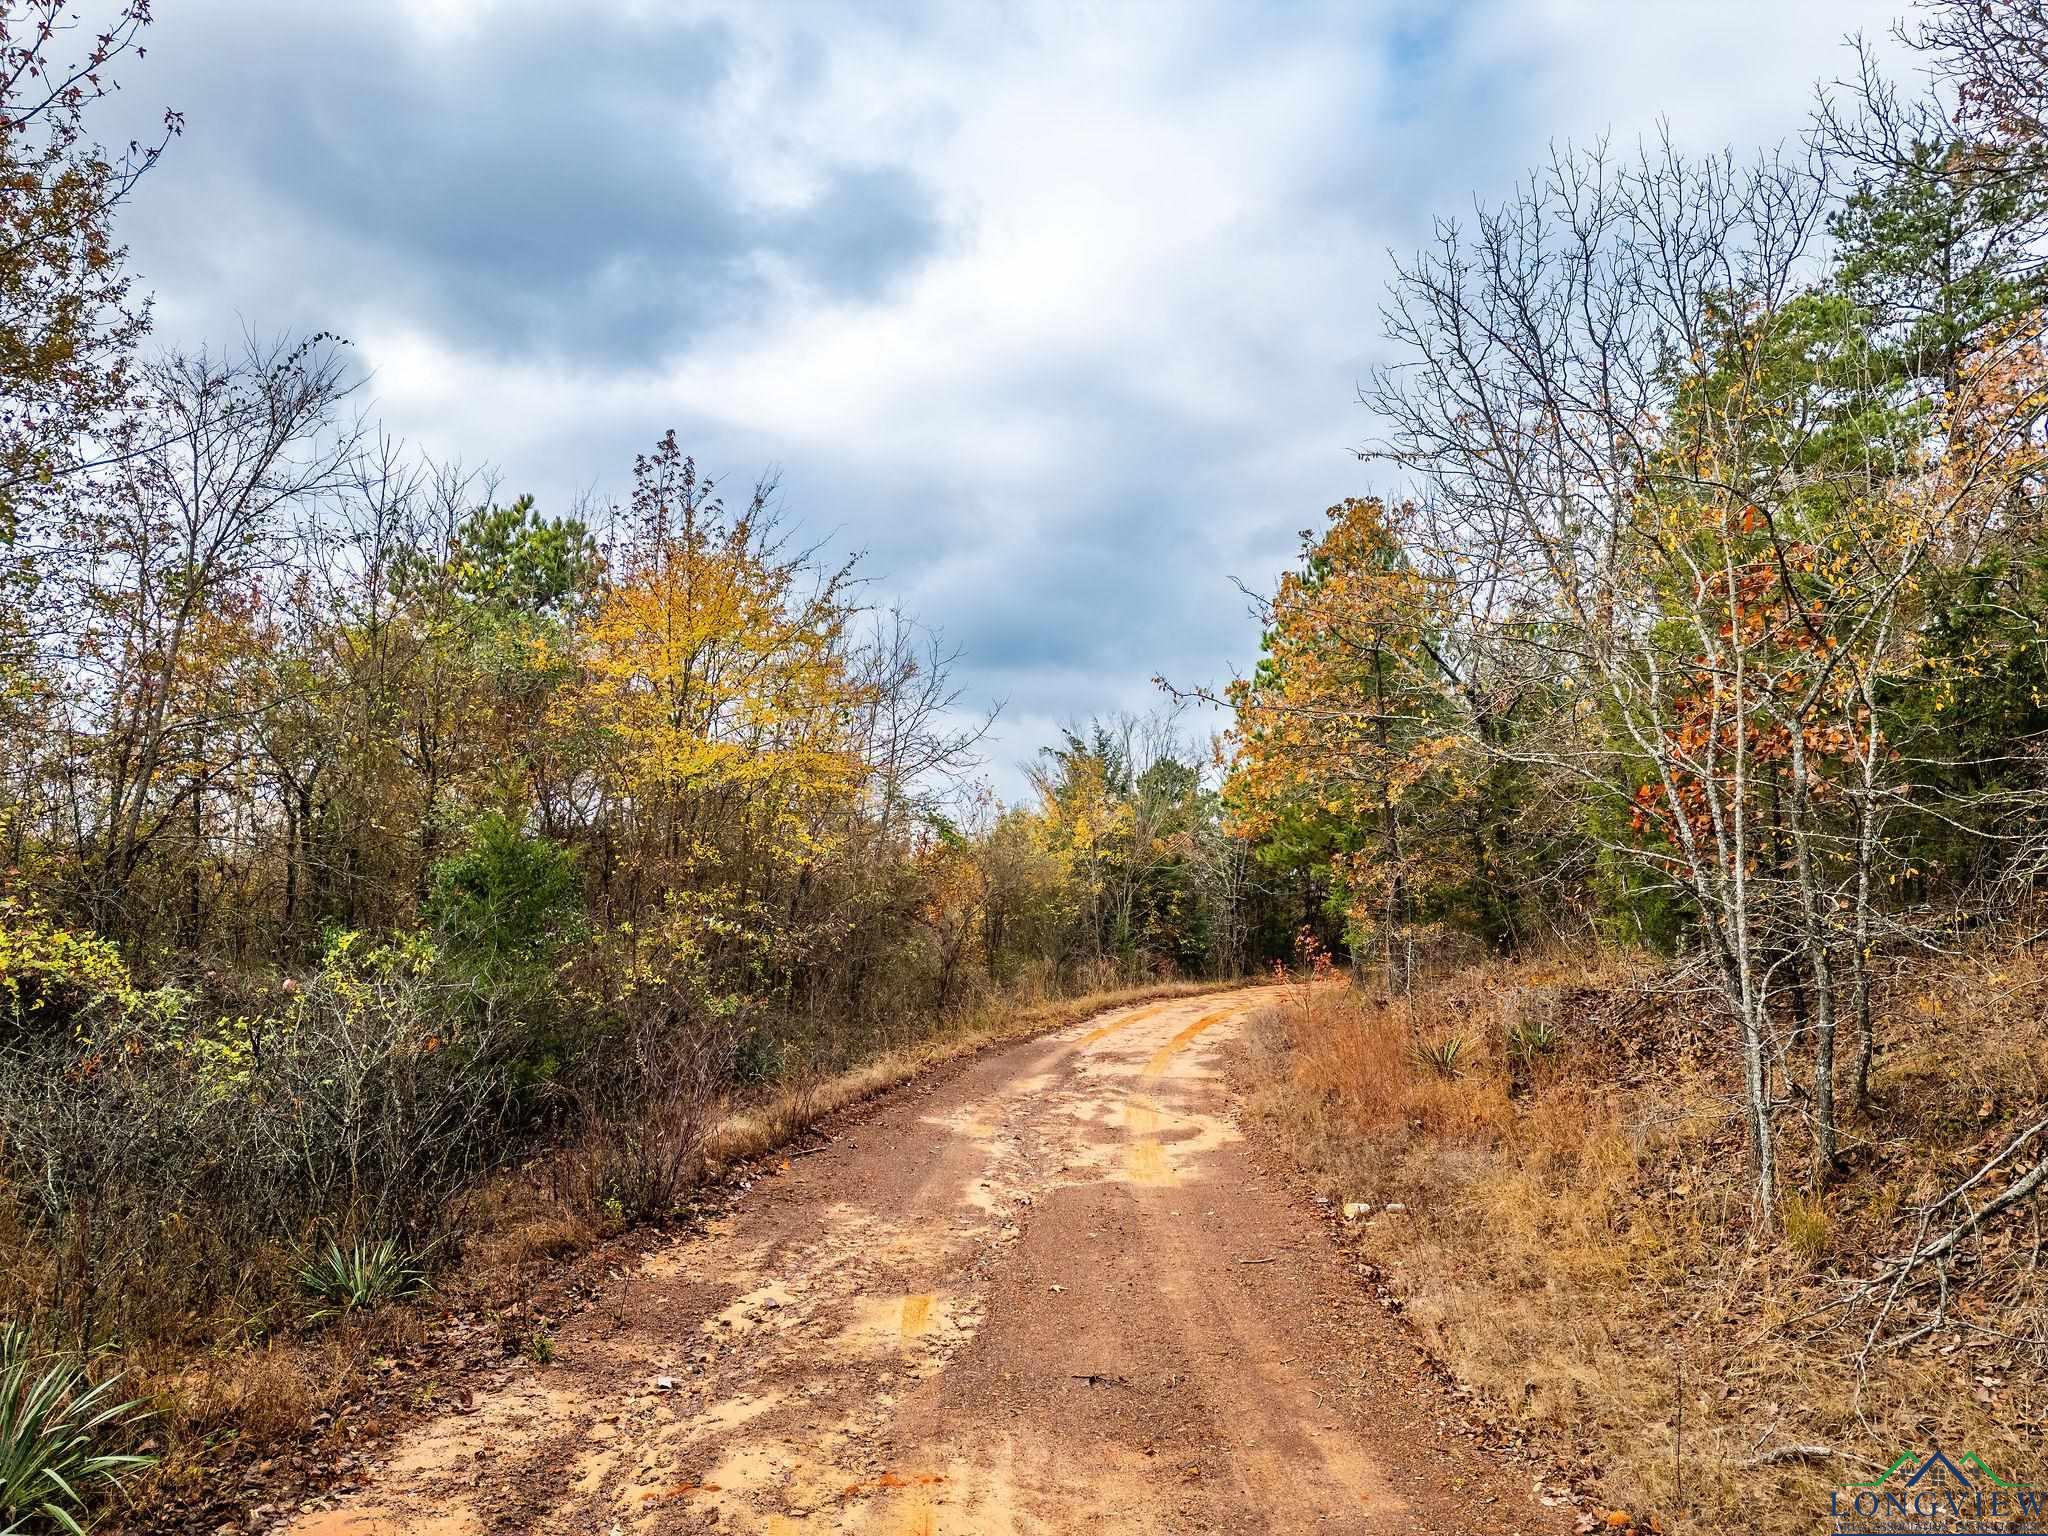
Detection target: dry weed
<box><xmin>157</xmin><ymin>1333</ymin><xmax>358</xmax><ymax>1445</ymax></box>
<box><xmin>1241</xmin><ymin>943</ymin><xmax>2048</xmax><ymax>1536</ymax></box>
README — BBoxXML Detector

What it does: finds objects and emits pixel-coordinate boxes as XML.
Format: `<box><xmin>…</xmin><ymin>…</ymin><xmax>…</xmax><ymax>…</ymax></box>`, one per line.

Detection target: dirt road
<box><xmin>288</xmin><ymin>990</ymin><xmax>1567</xmax><ymax>1535</ymax></box>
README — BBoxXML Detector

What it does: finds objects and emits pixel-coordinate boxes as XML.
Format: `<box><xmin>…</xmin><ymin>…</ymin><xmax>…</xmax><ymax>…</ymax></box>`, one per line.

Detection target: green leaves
<box><xmin>1831</xmin><ymin>137</ymin><xmax>2048</xmax><ymax>389</ymax></box>
<box><xmin>1413</xmin><ymin>1035</ymin><xmax>1469</xmax><ymax>1079</ymax></box>
<box><xmin>0</xmin><ymin>1326</ymin><xmax>155</xmax><ymax>1534</ymax></box>
<box><xmin>425</xmin><ymin>813</ymin><xmax>583</xmax><ymax>969</ymax></box>
<box><xmin>0</xmin><ymin>901</ymin><xmax>172</xmax><ymax>1043</ymax></box>
<box><xmin>296</xmin><ymin>1237</ymin><xmax>430</xmax><ymax>1322</ymax></box>
<box><xmin>397</xmin><ymin>495</ymin><xmax>600</xmax><ymax>622</ymax></box>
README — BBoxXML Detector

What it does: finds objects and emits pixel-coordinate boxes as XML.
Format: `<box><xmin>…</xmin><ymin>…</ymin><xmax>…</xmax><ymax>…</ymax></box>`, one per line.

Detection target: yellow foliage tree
<box><xmin>551</xmin><ymin>435</ymin><xmax>875</xmax><ymax>1021</ymax></box>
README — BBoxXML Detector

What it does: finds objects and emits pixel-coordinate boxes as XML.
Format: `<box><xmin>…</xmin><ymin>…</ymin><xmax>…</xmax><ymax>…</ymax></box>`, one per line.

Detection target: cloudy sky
<box><xmin>108</xmin><ymin>0</ymin><xmax>1899</xmax><ymax>794</ymax></box>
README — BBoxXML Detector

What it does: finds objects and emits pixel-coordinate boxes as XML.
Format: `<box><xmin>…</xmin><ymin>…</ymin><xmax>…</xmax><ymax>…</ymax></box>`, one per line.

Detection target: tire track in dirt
<box><xmin>286</xmin><ymin>990</ymin><xmax>1568</xmax><ymax>1535</ymax></box>
<box><xmin>1124</xmin><ymin>1007</ymin><xmax>1233</xmax><ymax>1186</ymax></box>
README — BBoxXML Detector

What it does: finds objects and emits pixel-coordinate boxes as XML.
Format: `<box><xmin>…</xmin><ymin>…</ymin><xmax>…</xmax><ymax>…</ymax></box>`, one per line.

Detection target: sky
<box><xmin>104</xmin><ymin>0</ymin><xmax>1902</xmax><ymax>797</ymax></box>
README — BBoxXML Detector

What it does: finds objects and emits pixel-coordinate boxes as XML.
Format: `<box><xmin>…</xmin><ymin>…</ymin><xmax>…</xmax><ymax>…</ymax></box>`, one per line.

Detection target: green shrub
<box><xmin>296</xmin><ymin>1237</ymin><xmax>429</xmax><ymax>1321</ymax></box>
<box><xmin>425</xmin><ymin>814</ymin><xmax>582</xmax><ymax>967</ymax></box>
<box><xmin>731</xmin><ymin>1027</ymin><xmax>787</xmax><ymax>1085</ymax></box>
<box><xmin>0</xmin><ymin>1327</ymin><xmax>154</xmax><ymax>1533</ymax></box>
<box><xmin>0</xmin><ymin>901</ymin><xmax>180</xmax><ymax>1042</ymax></box>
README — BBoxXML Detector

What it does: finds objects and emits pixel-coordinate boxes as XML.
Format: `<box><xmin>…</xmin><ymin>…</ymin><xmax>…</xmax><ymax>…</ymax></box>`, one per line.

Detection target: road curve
<box><xmin>287</xmin><ymin>989</ymin><xmax>1567</xmax><ymax>1535</ymax></box>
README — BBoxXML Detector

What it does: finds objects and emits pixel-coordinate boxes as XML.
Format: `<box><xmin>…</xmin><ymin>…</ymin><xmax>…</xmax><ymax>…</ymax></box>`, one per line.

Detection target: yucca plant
<box><xmin>296</xmin><ymin>1236</ymin><xmax>429</xmax><ymax>1321</ymax></box>
<box><xmin>1413</xmin><ymin>1035</ymin><xmax>1468</xmax><ymax>1079</ymax></box>
<box><xmin>0</xmin><ymin>1327</ymin><xmax>155</xmax><ymax>1534</ymax></box>
<box><xmin>1508</xmin><ymin>1014</ymin><xmax>1560</xmax><ymax>1059</ymax></box>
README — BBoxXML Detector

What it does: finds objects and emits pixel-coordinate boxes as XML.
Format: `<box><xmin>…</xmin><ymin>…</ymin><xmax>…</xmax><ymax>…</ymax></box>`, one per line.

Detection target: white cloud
<box><xmin>113</xmin><ymin>0</ymin><xmax>1902</xmax><ymax>796</ymax></box>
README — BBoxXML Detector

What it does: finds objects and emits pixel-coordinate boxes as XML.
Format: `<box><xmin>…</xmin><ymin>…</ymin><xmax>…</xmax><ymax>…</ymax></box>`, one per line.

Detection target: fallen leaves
<box><xmin>1575</xmin><ymin>1510</ymin><xmax>1663</xmax><ymax>1534</ymax></box>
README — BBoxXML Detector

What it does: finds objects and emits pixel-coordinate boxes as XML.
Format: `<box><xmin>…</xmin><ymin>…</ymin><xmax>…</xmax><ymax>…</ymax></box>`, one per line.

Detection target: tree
<box><xmin>1831</xmin><ymin>136</ymin><xmax>2047</xmax><ymax>396</ymax></box>
<box><xmin>549</xmin><ymin>433</ymin><xmax>872</xmax><ymax>1031</ymax></box>
<box><xmin>0</xmin><ymin>3</ymin><xmax>176</xmax><ymax>872</ymax></box>
<box><xmin>1028</xmin><ymin>713</ymin><xmax>1211</xmax><ymax>981</ymax></box>
<box><xmin>0</xmin><ymin>1</ymin><xmax>178</xmax><ymax>531</ymax></box>
<box><xmin>1221</xmin><ymin>499</ymin><xmax>1486</xmax><ymax>984</ymax></box>
<box><xmin>1359</xmin><ymin>139</ymin><xmax>1932</xmax><ymax>1210</ymax></box>
<box><xmin>1917</xmin><ymin>0</ymin><xmax>2048</xmax><ymax>169</ymax></box>
<box><xmin>59</xmin><ymin>337</ymin><xmax>355</xmax><ymax>941</ymax></box>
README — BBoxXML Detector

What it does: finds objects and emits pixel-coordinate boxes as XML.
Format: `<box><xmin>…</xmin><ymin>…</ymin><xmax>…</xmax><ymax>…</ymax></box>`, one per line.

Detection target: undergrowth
<box><xmin>1242</xmin><ymin>943</ymin><xmax>2048</xmax><ymax>1535</ymax></box>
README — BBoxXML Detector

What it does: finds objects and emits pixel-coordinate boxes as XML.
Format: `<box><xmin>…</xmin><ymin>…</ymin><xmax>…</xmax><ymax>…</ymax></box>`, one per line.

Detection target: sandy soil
<box><xmin>283</xmin><ymin>990</ymin><xmax>1570</xmax><ymax>1535</ymax></box>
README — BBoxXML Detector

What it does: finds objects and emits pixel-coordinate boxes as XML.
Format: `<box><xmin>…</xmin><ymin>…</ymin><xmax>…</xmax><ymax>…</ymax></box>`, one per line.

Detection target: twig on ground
<box><xmin>1910</xmin><ymin>1156</ymin><xmax>2048</xmax><ymax>1269</ymax></box>
<box><xmin>1922</xmin><ymin>1114</ymin><xmax>2048</xmax><ymax>1225</ymax></box>
<box><xmin>1739</xmin><ymin>1444</ymin><xmax>1833</xmax><ymax>1468</ymax></box>
<box><xmin>1858</xmin><ymin>1209</ymin><xmax>1932</xmax><ymax>1376</ymax></box>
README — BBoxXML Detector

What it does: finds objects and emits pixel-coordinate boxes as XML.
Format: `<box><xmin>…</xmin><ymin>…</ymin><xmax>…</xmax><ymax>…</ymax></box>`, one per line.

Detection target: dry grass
<box><xmin>454</xmin><ymin>1175</ymin><xmax>596</xmax><ymax>1276</ymax></box>
<box><xmin>1242</xmin><ymin>944</ymin><xmax>2048</xmax><ymax>1535</ymax></box>
<box><xmin>164</xmin><ymin>1337</ymin><xmax>352</xmax><ymax>1444</ymax></box>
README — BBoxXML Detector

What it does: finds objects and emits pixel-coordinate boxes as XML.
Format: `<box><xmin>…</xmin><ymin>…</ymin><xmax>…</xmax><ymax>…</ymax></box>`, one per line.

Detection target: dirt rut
<box><xmin>287</xmin><ymin>990</ymin><xmax>1567</xmax><ymax>1535</ymax></box>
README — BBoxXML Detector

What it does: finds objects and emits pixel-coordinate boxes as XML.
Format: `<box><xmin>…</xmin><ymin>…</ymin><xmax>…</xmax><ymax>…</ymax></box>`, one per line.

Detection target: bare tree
<box><xmin>60</xmin><ymin>335</ymin><xmax>357</xmax><ymax>935</ymax></box>
<box><xmin>1359</xmin><ymin>132</ymin><xmax>2031</xmax><ymax>1210</ymax></box>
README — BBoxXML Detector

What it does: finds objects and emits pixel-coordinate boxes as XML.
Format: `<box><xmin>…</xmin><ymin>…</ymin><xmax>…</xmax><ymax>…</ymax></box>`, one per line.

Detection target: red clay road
<box><xmin>285</xmin><ymin>989</ymin><xmax>1569</xmax><ymax>1535</ymax></box>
